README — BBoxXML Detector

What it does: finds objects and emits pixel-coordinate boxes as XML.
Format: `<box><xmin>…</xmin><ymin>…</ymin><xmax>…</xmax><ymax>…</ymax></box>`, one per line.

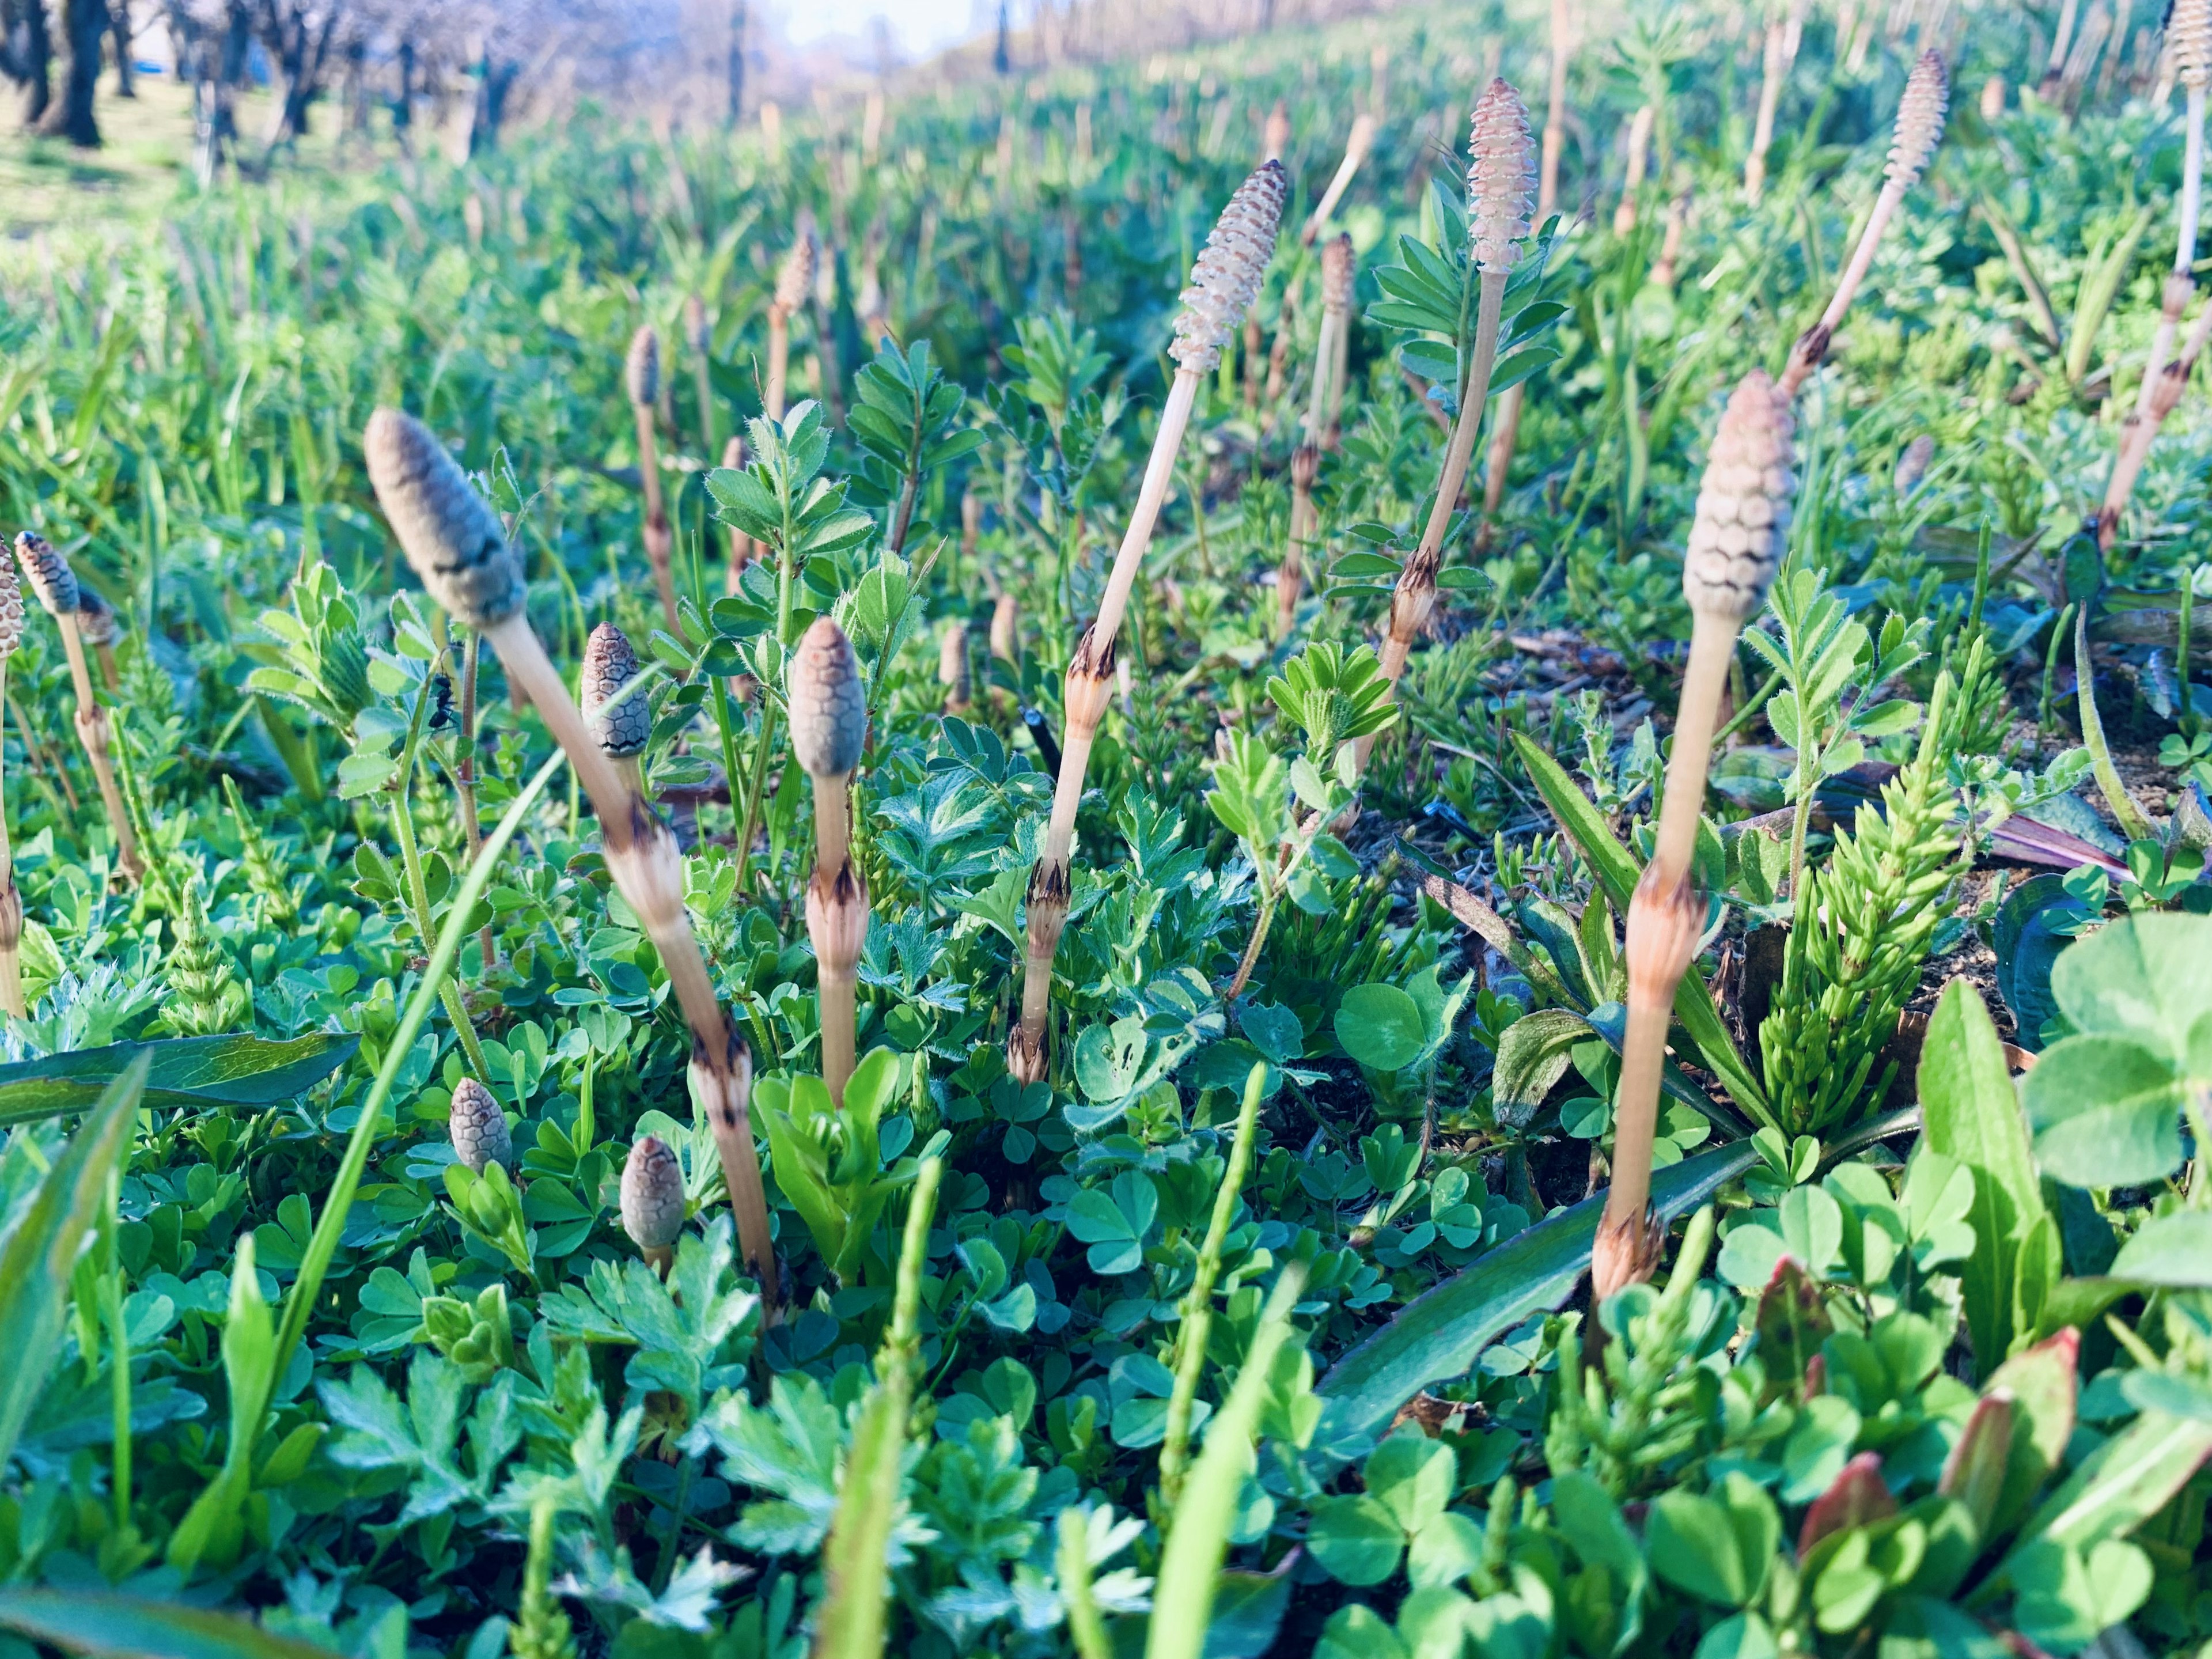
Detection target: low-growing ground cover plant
<box><xmin>0</xmin><ymin>3</ymin><xmax>2210</xmax><ymax>1658</ymax></box>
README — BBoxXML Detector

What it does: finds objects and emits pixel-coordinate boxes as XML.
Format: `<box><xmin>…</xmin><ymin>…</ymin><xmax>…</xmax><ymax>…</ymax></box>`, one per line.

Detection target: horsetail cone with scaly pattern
<box><xmin>14</xmin><ymin>533</ymin><xmax>78</xmax><ymax>617</ymax></box>
<box><xmin>582</xmin><ymin>622</ymin><xmax>650</xmax><ymax>760</ymax></box>
<box><xmin>627</xmin><ymin>327</ymin><xmax>678</xmax><ymax>629</ymax></box>
<box><xmin>789</xmin><ymin>616</ymin><xmax>868</xmax><ymax>881</ymax></box>
<box><xmin>1009</xmin><ymin>160</ymin><xmax>1286</xmax><ymax>1086</ymax></box>
<box><xmin>17</xmin><ymin>531</ymin><xmax>141</xmax><ymax>882</ymax></box>
<box><xmin>449</xmin><ymin>1075</ymin><xmax>512</xmax><ymax>1173</ymax></box>
<box><xmin>0</xmin><ymin>559</ymin><xmax>22</xmax><ymax>662</ymax></box>
<box><xmin>1468</xmin><ymin>78</ymin><xmax>1538</xmax><ymax>276</ymax></box>
<box><xmin>363</xmin><ymin>411</ymin><xmax>527</xmax><ymax>628</ymax></box>
<box><xmin>621</xmin><ymin>1134</ymin><xmax>687</xmax><ymax>1268</ymax></box>
<box><xmin>1783</xmin><ymin>52</ymin><xmax>1948</xmax><ymax>395</ymax></box>
<box><xmin>626</xmin><ymin>326</ymin><xmax>661</xmax><ymax>410</ymax></box>
<box><xmin>1597</xmin><ymin>370</ymin><xmax>1798</xmax><ymax>1303</ymax></box>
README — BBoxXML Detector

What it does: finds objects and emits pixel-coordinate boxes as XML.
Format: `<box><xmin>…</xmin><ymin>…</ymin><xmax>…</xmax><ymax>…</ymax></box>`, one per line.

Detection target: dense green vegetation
<box><xmin>1</xmin><ymin>4</ymin><xmax>2211</xmax><ymax>1657</ymax></box>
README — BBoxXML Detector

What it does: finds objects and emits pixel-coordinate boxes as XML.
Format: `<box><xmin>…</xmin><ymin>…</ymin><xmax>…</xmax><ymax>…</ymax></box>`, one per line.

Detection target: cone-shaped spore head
<box><xmin>1170</xmin><ymin>160</ymin><xmax>1288</xmax><ymax>373</ymax></box>
<box><xmin>13</xmin><ymin>532</ymin><xmax>77</xmax><ymax>617</ymax></box>
<box><xmin>620</xmin><ymin>1135</ymin><xmax>686</xmax><ymax>1251</ymax></box>
<box><xmin>1683</xmin><ymin>370</ymin><xmax>1796</xmax><ymax>623</ymax></box>
<box><xmin>0</xmin><ymin>559</ymin><xmax>22</xmax><ymax>661</ymax></box>
<box><xmin>787</xmin><ymin>616</ymin><xmax>867</xmax><ymax>778</ymax></box>
<box><xmin>2179</xmin><ymin>0</ymin><xmax>2212</xmax><ymax>90</ymax></box>
<box><xmin>1321</xmin><ymin>233</ymin><xmax>1355</xmax><ymax>309</ymax></box>
<box><xmin>582</xmin><ymin>622</ymin><xmax>650</xmax><ymax>758</ymax></box>
<box><xmin>1469</xmin><ymin>78</ymin><xmax>1538</xmax><ymax>274</ymax></box>
<box><xmin>626</xmin><ymin>327</ymin><xmax>661</xmax><ymax>408</ymax></box>
<box><xmin>363</xmin><ymin>410</ymin><xmax>526</xmax><ymax>628</ymax></box>
<box><xmin>75</xmin><ymin>584</ymin><xmax>118</xmax><ymax>647</ymax></box>
<box><xmin>449</xmin><ymin>1076</ymin><xmax>512</xmax><ymax>1173</ymax></box>
<box><xmin>1885</xmin><ymin>52</ymin><xmax>1949</xmax><ymax>191</ymax></box>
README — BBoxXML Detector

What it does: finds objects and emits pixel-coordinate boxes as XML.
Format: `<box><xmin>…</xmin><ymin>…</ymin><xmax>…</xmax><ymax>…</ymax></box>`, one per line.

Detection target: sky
<box><xmin>772</xmin><ymin>0</ymin><xmax>987</xmax><ymax>59</ymax></box>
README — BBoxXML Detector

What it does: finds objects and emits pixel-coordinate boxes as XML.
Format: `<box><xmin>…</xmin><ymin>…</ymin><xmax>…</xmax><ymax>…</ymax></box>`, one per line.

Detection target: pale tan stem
<box><xmin>1040</xmin><ymin>729</ymin><xmax>1097</xmax><ymax>884</ymax></box>
<box><xmin>1541</xmin><ymin>0</ymin><xmax>1571</xmax><ymax>218</ymax></box>
<box><xmin>2134</xmin><ymin>87</ymin><xmax>2205</xmax><ymax>420</ymax></box>
<box><xmin>1355</xmin><ymin>275</ymin><xmax>1505</xmax><ymax>768</ymax></box>
<box><xmin>767</xmin><ymin>308</ymin><xmax>792</xmax><ymax>421</ymax></box>
<box><xmin>1781</xmin><ymin>180</ymin><xmax>1908</xmax><ymax>395</ymax></box>
<box><xmin>1745</xmin><ymin>18</ymin><xmax>1788</xmax><ymax>204</ymax></box>
<box><xmin>819</xmin><ymin>966</ymin><xmax>856</xmax><ymax>1102</ymax></box>
<box><xmin>635</xmin><ymin>408</ymin><xmax>679</xmax><ymax>631</ymax></box>
<box><xmin>1279</xmin><ymin>484</ymin><xmax>1313</xmax><ymax>638</ymax></box>
<box><xmin>1603</xmin><ymin>989</ymin><xmax>1674</xmax><ymax>1244</ymax></box>
<box><xmin>95</xmin><ymin>643</ymin><xmax>119</xmax><ymax>693</ymax></box>
<box><xmin>1093</xmin><ymin>371</ymin><xmax>1200</xmax><ymax>653</ymax></box>
<box><xmin>0</xmin><ymin>678</ymin><xmax>18</xmax><ymax>1020</ymax></box>
<box><xmin>810</xmin><ymin>771</ymin><xmax>849</xmax><ymax>880</ymax></box>
<box><xmin>2100</xmin><ymin>293</ymin><xmax>2212</xmax><ymax>547</ymax></box>
<box><xmin>57</xmin><ymin>619</ymin><xmax>140</xmax><ymax>883</ymax></box>
<box><xmin>1301</xmin><ymin>116</ymin><xmax>1375</xmax><ymax>245</ymax></box>
<box><xmin>1649</xmin><ymin>613</ymin><xmax>1737</xmax><ymax>890</ymax></box>
<box><xmin>1326</xmin><ymin>305</ymin><xmax>1351</xmax><ymax>449</ymax></box>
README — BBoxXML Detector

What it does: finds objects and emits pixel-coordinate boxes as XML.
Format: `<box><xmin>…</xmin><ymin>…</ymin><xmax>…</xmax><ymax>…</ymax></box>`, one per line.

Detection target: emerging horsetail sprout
<box><xmin>1356</xmin><ymin>80</ymin><xmax>1535</xmax><ymax>769</ymax></box>
<box><xmin>449</xmin><ymin>1075</ymin><xmax>512</xmax><ymax>1173</ymax></box>
<box><xmin>1009</xmin><ymin>159</ymin><xmax>1286</xmax><ymax>1083</ymax></box>
<box><xmin>16</xmin><ymin>533</ymin><xmax>141</xmax><ymax>885</ymax></box>
<box><xmin>767</xmin><ymin>228</ymin><xmax>815</xmax><ymax>421</ymax></box>
<box><xmin>789</xmin><ymin>617</ymin><xmax>870</xmax><ymax>1103</ymax></box>
<box><xmin>1263</xmin><ymin>99</ymin><xmax>1289</xmax><ymax>162</ymax></box>
<box><xmin>1279</xmin><ymin>238</ymin><xmax>1353</xmax><ymax>631</ymax></box>
<box><xmin>1779</xmin><ymin>51</ymin><xmax>1948</xmax><ymax>396</ymax></box>
<box><xmin>620</xmin><ymin>1134</ymin><xmax>687</xmax><ymax>1271</ymax></box>
<box><xmin>582</xmin><ymin>622</ymin><xmax>650</xmax><ymax>790</ymax></box>
<box><xmin>1596</xmin><ymin>370</ymin><xmax>1794</xmax><ymax>1302</ymax></box>
<box><xmin>2101</xmin><ymin>0</ymin><xmax>2212</xmax><ymax>547</ymax></box>
<box><xmin>627</xmin><ymin>326</ymin><xmax>680</xmax><ymax>631</ymax></box>
<box><xmin>0</xmin><ymin>558</ymin><xmax>22</xmax><ymax>1017</ymax></box>
<box><xmin>363</xmin><ymin>408</ymin><xmax>779</xmax><ymax>1305</ymax></box>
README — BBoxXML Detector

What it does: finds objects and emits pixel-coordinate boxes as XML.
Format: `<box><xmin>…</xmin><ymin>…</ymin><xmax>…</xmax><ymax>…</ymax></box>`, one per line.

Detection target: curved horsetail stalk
<box><xmin>362</xmin><ymin>408</ymin><xmax>779</xmax><ymax>1307</ymax></box>
<box><xmin>1778</xmin><ymin>51</ymin><xmax>1949</xmax><ymax>397</ymax></box>
<box><xmin>1354</xmin><ymin>79</ymin><xmax>1534</xmax><ymax>774</ymax></box>
<box><xmin>16</xmin><ymin>534</ymin><xmax>141</xmax><ymax>887</ymax></box>
<box><xmin>1278</xmin><ymin>234</ymin><xmax>1354</xmax><ymax>637</ymax></box>
<box><xmin>1596</xmin><ymin>371</ymin><xmax>1794</xmax><ymax>1301</ymax></box>
<box><xmin>627</xmin><ymin>325</ymin><xmax>680</xmax><ymax>630</ymax></box>
<box><xmin>2101</xmin><ymin>0</ymin><xmax>2212</xmax><ymax>548</ymax></box>
<box><xmin>767</xmin><ymin>226</ymin><xmax>815</xmax><ymax>422</ymax></box>
<box><xmin>1007</xmin><ymin>158</ymin><xmax>1287</xmax><ymax>1084</ymax></box>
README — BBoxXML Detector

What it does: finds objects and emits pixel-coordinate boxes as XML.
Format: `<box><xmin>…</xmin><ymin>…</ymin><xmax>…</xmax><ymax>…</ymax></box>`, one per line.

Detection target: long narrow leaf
<box><xmin>0</xmin><ymin>1055</ymin><xmax>146</xmax><ymax>1475</ymax></box>
<box><xmin>0</xmin><ymin>1591</ymin><xmax>336</xmax><ymax>1659</ymax></box>
<box><xmin>0</xmin><ymin>1033</ymin><xmax>357</xmax><ymax>1124</ymax></box>
<box><xmin>1509</xmin><ymin>732</ymin><xmax>1772</xmax><ymax>1123</ymax></box>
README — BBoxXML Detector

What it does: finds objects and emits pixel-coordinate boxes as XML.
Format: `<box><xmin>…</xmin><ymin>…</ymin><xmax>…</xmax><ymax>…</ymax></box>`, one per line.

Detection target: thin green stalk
<box><xmin>1158</xmin><ymin>1062</ymin><xmax>1267</xmax><ymax>1505</ymax></box>
<box><xmin>2181</xmin><ymin>564</ymin><xmax>2199</xmax><ymax>741</ymax></box>
<box><xmin>103</xmin><ymin>1168</ymin><xmax>130</xmax><ymax>1532</ymax></box>
<box><xmin>391</xmin><ymin>770</ymin><xmax>494</xmax><ymax>1087</ymax></box>
<box><xmin>1056</xmin><ymin>1510</ymin><xmax>1113</xmax><ymax>1659</ymax></box>
<box><xmin>2076</xmin><ymin>606</ymin><xmax>2154</xmax><ymax>841</ymax></box>
<box><xmin>1712</xmin><ymin>664</ymin><xmax>1782</xmax><ymax>747</ymax></box>
<box><xmin>2040</xmin><ymin>603</ymin><xmax>2076</xmax><ymax>734</ymax></box>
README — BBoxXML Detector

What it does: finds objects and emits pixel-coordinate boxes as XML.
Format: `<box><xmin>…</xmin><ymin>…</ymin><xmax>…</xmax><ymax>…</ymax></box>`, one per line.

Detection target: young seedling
<box><xmin>1277</xmin><ymin>234</ymin><xmax>1355</xmax><ymax>634</ymax></box>
<box><xmin>1355</xmin><ymin>80</ymin><xmax>1536</xmax><ymax>770</ymax></box>
<box><xmin>15</xmin><ymin>533</ymin><xmax>141</xmax><ymax>885</ymax></box>
<box><xmin>0</xmin><ymin>559</ymin><xmax>22</xmax><ymax>1017</ymax></box>
<box><xmin>789</xmin><ymin>616</ymin><xmax>869</xmax><ymax>1104</ymax></box>
<box><xmin>1008</xmin><ymin>158</ymin><xmax>1287</xmax><ymax>1083</ymax></box>
<box><xmin>627</xmin><ymin>326</ymin><xmax>680</xmax><ymax>631</ymax></box>
<box><xmin>1596</xmin><ymin>370</ymin><xmax>1795</xmax><ymax>1301</ymax></box>
<box><xmin>620</xmin><ymin>1133</ymin><xmax>686</xmax><ymax>1274</ymax></box>
<box><xmin>581</xmin><ymin>622</ymin><xmax>651</xmax><ymax>795</ymax></box>
<box><xmin>2101</xmin><ymin>0</ymin><xmax>2212</xmax><ymax>547</ymax></box>
<box><xmin>363</xmin><ymin>408</ymin><xmax>779</xmax><ymax>1305</ymax></box>
<box><xmin>449</xmin><ymin>1075</ymin><xmax>512</xmax><ymax>1174</ymax></box>
<box><xmin>1778</xmin><ymin>51</ymin><xmax>1949</xmax><ymax>396</ymax></box>
<box><xmin>767</xmin><ymin>227</ymin><xmax>815</xmax><ymax>422</ymax></box>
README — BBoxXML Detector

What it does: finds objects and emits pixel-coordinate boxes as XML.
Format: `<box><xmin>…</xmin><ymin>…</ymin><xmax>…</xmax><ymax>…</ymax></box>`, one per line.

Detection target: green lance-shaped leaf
<box><xmin>0</xmin><ymin>1033</ymin><xmax>358</xmax><ymax>1124</ymax></box>
<box><xmin>0</xmin><ymin>1590</ymin><xmax>340</xmax><ymax>1659</ymax></box>
<box><xmin>0</xmin><ymin>1055</ymin><xmax>146</xmax><ymax>1476</ymax></box>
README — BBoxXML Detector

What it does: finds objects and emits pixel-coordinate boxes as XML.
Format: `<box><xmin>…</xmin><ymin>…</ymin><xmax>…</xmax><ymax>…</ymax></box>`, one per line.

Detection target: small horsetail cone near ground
<box><xmin>1683</xmin><ymin>371</ymin><xmax>1796</xmax><ymax>624</ymax></box>
<box><xmin>787</xmin><ymin>617</ymin><xmax>867</xmax><ymax>779</ymax></box>
<box><xmin>0</xmin><ymin>559</ymin><xmax>22</xmax><ymax>659</ymax></box>
<box><xmin>582</xmin><ymin>622</ymin><xmax>649</xmax><ymax>758</ymax></box>
<box><xmin>1885</xmin><ymin>52</ymin><xmax>1950</xmax><ymax>191</ymax></box>
<box><xmin>626</xmin><ymin>326</ymin><xmax>661</xmax><ymax>409</ymax></box>
<box><xmin>1169</xmin><ymin>158</ymin><xmax>1287</xmax><ymax>374</ymax></box>
<box><xmin>620</xmin><ymin>1134</ymin><xmax>687</xmax><ymax>1255</ymax></box>
<box><xmin>1468</xmin><ymin>78</ymin><xmax>1538</xmax><ymax>273</ymax></box>
<box><xmin>363</xmin><ymin>410</ymin><xmax>526</xmax><ymax>628</ymax></box>
<box><xmin>14</xmin><ymin>532</ymin><xmax>77</xmax><ymax>616</ymax></box>
<box><xmin>448</xmin><ymin>1075</ymin><xmax>512</xmax><ymax>1173</ymax></box>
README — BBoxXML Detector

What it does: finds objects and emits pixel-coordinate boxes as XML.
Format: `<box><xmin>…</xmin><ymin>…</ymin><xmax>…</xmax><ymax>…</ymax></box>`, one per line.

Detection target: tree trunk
<box><xmin>993</xmin><ymin>0</ymin><xmax>1009</xmax><ymax>73</ymax></box>
<box><xmin>37</xmin><ymin>0</ymin><xmax>104</xmax><ymax>145</ymax></box>
<box><xmin>109</xmin><ymin>0</ymin><xmax>130</xmax><ymax>95</ymax></box>
<box><xmin>392</xmin><ymin>38</ymin><xmax>412</xmax><ymax>147</ymax></box>
<box><xmin>467</xmin><ymin>50</ymin><xmax>516</xmax><ymax>155</ymax></box>
<box><xmin>9</xmin><ymin>0</ymin><xmax>54</xmax><ymax>127</ymax></box>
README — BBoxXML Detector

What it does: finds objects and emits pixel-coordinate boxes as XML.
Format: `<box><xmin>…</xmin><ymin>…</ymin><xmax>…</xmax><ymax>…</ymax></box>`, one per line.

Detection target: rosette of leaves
<box><xmin>753</xmin><ymin>1048</ymin><xmax>906</xmax><ymax>1286</ymax></box>
<box><xmin>241</xmin><ymin>558</ymin><xmax>375</xmax><ymax>733</ymax></box>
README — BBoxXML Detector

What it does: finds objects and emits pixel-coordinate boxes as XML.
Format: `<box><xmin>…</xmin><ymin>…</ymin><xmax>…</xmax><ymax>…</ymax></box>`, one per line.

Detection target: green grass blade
<box><xmin>0</xmin><ymin>1592</ymin><xmax>338</xmax><ymax>1659</ymax></box>
<box><xmin>0</xmin><ymin>1033</ymin><xmax>358</xmax><ymax>1124</ymax></box>
<box><xmin>0</xmin><ymin>1054</ymin><xmax>146</xmax><ymax>1475</ymax></box>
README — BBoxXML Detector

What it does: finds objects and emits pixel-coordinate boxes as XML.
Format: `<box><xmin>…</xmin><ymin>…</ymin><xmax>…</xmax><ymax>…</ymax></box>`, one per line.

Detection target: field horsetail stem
<box><xmin>627</xmin><ymin>325</ymin><xmax>680</xmax><ymax>631</ymax></box>
<box><xmin>1278</xmin><ymin>234</ymin><xmax>1355</xmax><ymax>636</ymax></box>
<box><xmin>0</xmin><ymin>555</ymin><xmax>22</xmax><ymax>1017</ymax></box>
<box><xmin>1008</xmin><ymin>158</ymin><xmax>1287</xmax><ymax>1084</ymax></box>
<box><xmin>363</xmin><ymin>408</ymin><xmax>780</xmax><ymax>1307</ymax></box>
<box><xmin>767</xmin><ymin>226</ymin><xmax>815</xmax><ymax>422</ymax></box>
<box><xmin>1596</xmin><ymin>370</ymin><xmax>1795</xmax><ymax>1302</ymax></box>
<box><xmin>1354</xmin><ymin>79</ymin><xmax>1535</xmax><ymax>773</ymax></box>
<box><xmin>788</xmin><ymin>617</ymin><xmax>870</xmax><ymax>1104</ymax></box>
<box><xmin>1779</xmin><ymin>51</ymin><xmax>1949</xmax><ymax>397</ymax></box>
<box><xmin>2101</xmin><ymin>0</ymin><xmax>2212</xmax><ymax>548</ymax></box>
<box><xmin>16</xmin><ymin>533</ymin><xmax>142</xmax><ymax>887</ymax></box>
